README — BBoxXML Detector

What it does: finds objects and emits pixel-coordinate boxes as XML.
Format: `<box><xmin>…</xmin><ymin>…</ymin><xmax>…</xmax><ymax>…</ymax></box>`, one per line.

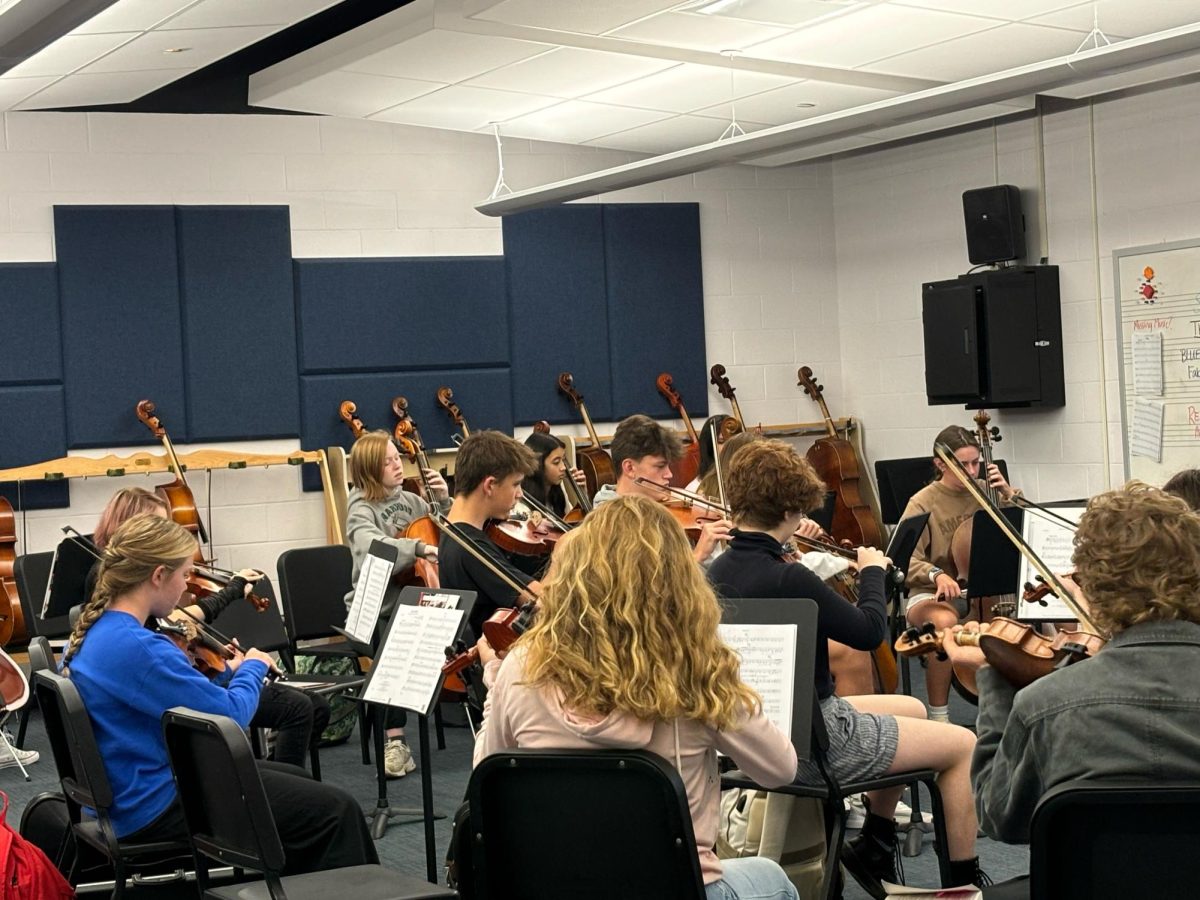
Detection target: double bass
<box><xmin>655</xmin><ymin>373</ymin><xmax>701</xmax><ymax>488</ymax></box>
<box><xmin>796</xmin><ymin>367</ymin><xmax>884</xmax><ymax>549</ymax></box>
<box><xmin>0</xmin><ymin>498</ymin><xmax>26</xmax><ymax>647</ymax></box>
<box><xmin>556</xmin><ymin>373</ymin><xmax>615</xmax><ymax>499</ymax></box>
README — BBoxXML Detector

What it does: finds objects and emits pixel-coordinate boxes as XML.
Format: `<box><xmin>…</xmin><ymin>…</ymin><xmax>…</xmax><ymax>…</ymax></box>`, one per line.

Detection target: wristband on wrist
<box><xmin>929</xmin><ymin>566</ymin><xmax>944</xmax><ymax>584</ymax></box>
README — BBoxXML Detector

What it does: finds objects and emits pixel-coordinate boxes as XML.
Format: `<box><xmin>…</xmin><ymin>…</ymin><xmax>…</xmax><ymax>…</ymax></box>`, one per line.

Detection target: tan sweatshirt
<box><xmin>901</xmin><ymin>480</ymin><xmax>983</xmax><ymax>588</ymax></box>
<box><xmin>474</xmin><ymin>647</ymin><xmax>798</xmax><ymax>885</ymax></box>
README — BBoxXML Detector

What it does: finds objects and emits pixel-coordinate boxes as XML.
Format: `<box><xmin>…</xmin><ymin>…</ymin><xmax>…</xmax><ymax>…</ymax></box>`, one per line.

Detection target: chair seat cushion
<box><xmin>203</xmin><ymin>864</ymin><xmax>457</xmax><ymax>900</ymax></box>
<box><xmin>73</xmin><ymin>820</ymin><xmax>189</xmax><ymax>861</ymax></box>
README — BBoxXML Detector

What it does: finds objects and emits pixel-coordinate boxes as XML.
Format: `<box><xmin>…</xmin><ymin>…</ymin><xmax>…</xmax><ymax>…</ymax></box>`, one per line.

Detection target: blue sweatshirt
<box><xmin>65</xmin><ymin>609</ymin><xmax>268</xmax><ymax>837</ymax></box>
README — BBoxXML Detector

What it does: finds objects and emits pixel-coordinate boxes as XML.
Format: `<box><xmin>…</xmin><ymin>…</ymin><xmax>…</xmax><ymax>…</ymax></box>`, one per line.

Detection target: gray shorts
<box><xmin>796</xmin><ymin>695</ymin><xmax>899</xmax><ymax>785</ymax></box>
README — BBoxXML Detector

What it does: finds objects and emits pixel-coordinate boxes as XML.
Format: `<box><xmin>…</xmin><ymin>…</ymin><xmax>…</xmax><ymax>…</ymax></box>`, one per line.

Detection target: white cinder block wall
<box><xmin>0</xmin><ymin>112</ymin><xmax>834</xmax><ymax>574</ymax></box>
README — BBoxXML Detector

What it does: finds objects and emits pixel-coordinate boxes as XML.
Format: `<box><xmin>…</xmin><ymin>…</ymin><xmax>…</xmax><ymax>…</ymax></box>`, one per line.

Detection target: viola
<box><xmin>0</xmin><ymin>497</ymin><xmax>26</xmax><ymax>647</ymax></box>
<box><xmin>895</xmin><ymin>617</ymin><xmax>1105</xmax><ymax>694</ymax></box>
<box><xmin>136</xmin><ymin>400</ymin><xmax>208</xmax><ymax>545</ymax></box>
<box><xmin>796</xmin><ymin>367</ymin><xmax>884</xmax><ymax>549</ymax></box>
<box><xmin>556</xmin><ymin>373</ymin><xmax>616</xmax><ymax>499</ymax></box>
<box><xmin>655</xmin><ymin>373</ymin><xmax>701</xmax><ymax>487</ymax></box>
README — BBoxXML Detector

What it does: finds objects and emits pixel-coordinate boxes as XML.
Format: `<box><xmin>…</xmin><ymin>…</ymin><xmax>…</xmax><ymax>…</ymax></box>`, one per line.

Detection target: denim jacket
<box><xmin>972</xmin><ymin>620</ymin><xmax>1200</xmax><ymax>844</ymax></box>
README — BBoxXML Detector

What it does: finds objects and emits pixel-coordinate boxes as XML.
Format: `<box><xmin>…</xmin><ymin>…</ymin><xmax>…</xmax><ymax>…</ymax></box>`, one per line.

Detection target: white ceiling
<box><xmin>3</xmin><ymin>0</ymin><xmax>1200</xmax><ymax>167</ymax></box>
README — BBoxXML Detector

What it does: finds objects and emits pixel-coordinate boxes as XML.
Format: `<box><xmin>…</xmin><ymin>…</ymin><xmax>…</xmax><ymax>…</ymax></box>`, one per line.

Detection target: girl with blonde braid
<box><xmin>472</xmin><ymin>496</ymin><xmax>800</xmax><ymax>900</ymax></box>
<box><xmin>63</xmin><ymin>514</ymin><xmax>376</xmax><ymax>873</ymax></box>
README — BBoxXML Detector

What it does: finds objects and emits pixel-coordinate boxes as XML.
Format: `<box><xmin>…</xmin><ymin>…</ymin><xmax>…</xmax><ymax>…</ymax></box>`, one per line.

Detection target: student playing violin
<box><xmin>439</xmin><ymin>431</ymin><xmax>542</xmax><ymax>642</ymax></box>
<box><xmin>902</xmin><ymin>425</ymin><xmax>1019</xmax><ymax>722</ymax></box>
<box><xmin>473</xmin><ymin>495</ymin><xmax>800</xmax><ymax>900</ymax></box>
<box><xmin>63</xmin><ymin>514</ymin><xmax>375</xmax><ymax>873</ymax></box>
<box><xmin>85</xmin><ymin>487</ymin><xmax>330</xmax><ymax>773</ymax></box>
<box><xmin>343</xmin><ymin>430</ymin><xmax>450</xmax><ymax>778</ymax></box>
<box><xmin>521</xmin><ymin>430</ymin><xmax>587</xmax><ymax>520</ymax></box>
<box><xmin>592</xmin><ymin>414</ymin><xmax>732</xmax><ymax>566</ymax></box>
<box><xmin>708</xmin><ymin>440</ymin><xmax>986</xmax><ymax>898</ymax></box>
<box><xmin>943</xmin><ymin>483</ymin><xmax>1200</xmax><ymax>885</ymax></box>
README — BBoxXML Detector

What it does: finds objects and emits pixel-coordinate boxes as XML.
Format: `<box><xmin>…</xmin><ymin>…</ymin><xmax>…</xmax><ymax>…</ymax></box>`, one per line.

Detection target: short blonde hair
<box><xmin>520</xmin><ymin>495</ymin><xmax>760</xmax><ymax>731</ymax></box>
<box><xmin>348</xmin><ymin>431</ymin><xmax>394</xmax><ymax>502</ymax></box>
<box><xmin>1073</xmin><ymin>481</ymin><xmax>1200</xmax><ymax>634</ymax></box>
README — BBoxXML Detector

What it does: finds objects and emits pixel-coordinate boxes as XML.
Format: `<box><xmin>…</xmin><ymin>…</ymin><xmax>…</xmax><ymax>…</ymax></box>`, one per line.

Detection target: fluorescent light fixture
<box><xmin>693</xmin><ymin>0</ymin><xmax>741</xmax><ymax>14</ymax></box>
<box><xmin>476</xmin><ymin>22</ymin><xmax>1200</xmax><ymax>217</ymax></box>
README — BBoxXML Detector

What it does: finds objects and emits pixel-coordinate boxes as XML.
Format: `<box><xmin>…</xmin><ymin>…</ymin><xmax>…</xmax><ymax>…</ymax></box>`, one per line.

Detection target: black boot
<box><xmin>840</xmin><ymin>812</ymin><xmax>897</xmax><ymax>900</ymax></box>
<box><xmin>947</xmin><ymin>856</ymin><xmax>991</xmax><ymax>888</ymax></box>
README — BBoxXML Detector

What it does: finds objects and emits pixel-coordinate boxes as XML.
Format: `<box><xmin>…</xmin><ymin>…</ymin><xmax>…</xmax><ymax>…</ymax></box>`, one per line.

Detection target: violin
<box><xmin>0</xmin><ymin>497</ymin><xmax>26</xmax><ymax>647</ymax></box>
<box><xmin>136</xmin><ymin>400</ymin><xmax>208</xmax><ymax>546</ymax></box>
<box><xmin>631</xmin><ymin>477</ymin><xmax>722</xmax><ymax>545</ymax></box>
<box><xmin>441</xmin><ymin>603</ymin><xmax>536</xmax><ymax>684</ymax></box>
<box><xmin>186</xmin><ymin>563</ymin><xmax>271</xmax><ymax>613</ymax></box>
<box><xmin>796</xmin><ymin>367</ymin><xmax>884</xmax><ymax>550</ymax></box>
<box><xmin>158</xmin><ymin>615</ymin><xmax>235</xmax><ymax>678</ymax></box>
<box><xmin>655</xmin><ymin>373</ymin><xmax>701</xmax><ymax>487</ymax></box>
<box><xmin>895</xmin><ymin>617</ymin><xmax>1105</xmax><ymax>694</ymax></box>
<box><xmin>436</xmin><ymin>387</ymin><xmax>470</xmax><ymax>441</ymax></box>
<box><xmin>556</xmin><ymin>373</ymin><xmax>616</xmax><ymax>499</ymax></box>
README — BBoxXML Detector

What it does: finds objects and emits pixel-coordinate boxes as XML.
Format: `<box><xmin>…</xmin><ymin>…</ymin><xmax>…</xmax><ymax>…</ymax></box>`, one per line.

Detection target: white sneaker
<box><xmin>895</xmin><ymin>798</ymin><xmax>913</xmax><ymax>820</ymax></box>
<box><xmin>845</xmin><ymin>793</ymin><xmax>866</xmax><ymax>829</ymax></box>
<box><xmin>383</xmin><ymin>738</ymin><xmax>416</xmax><ymax>779</ymax></box>
<box><xmin>0</xmin><ymin>742</ymin><xmax>38</xmax><ymax>769</ymax></box>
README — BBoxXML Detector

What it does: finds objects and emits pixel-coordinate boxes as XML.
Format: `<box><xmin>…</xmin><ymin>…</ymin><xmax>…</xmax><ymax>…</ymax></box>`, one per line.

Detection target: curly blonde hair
<box><xmin>520</xmin><ymin>495</ymin><xmax>760</xmax><ymax>731</ymax></box>
<box><xmin>1072</xmin><ymin>481</ymin><xmax>1200</xmax><ymax>634</ymax></box>
<box><xmin>63</xmin><ymin>514</ymin><xmax>196</xmax><ymax>670</ymax></box>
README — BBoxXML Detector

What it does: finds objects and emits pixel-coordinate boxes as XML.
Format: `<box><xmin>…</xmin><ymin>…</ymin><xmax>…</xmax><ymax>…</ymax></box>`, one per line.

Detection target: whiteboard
<box><xmin>1112</xmin><ymin>239</ymin><xmax>1200</xmax><ymax>484</ymax></box>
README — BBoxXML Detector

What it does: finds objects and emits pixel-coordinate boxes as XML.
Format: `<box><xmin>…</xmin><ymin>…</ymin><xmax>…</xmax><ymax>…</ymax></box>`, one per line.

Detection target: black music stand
<box><xmin>45</xmin><ymin>535</ymin><xmax>97</xmax><ymax>619</ymax></box>
<box><xmin>886</xmin><ymin>512</ymin><xmax>931</xmax><ymax>697</ymax></box>
<box><xmin>360</xmin><ymin>585</ymin><xmax>476</xmax><ymax>882</ymax></box>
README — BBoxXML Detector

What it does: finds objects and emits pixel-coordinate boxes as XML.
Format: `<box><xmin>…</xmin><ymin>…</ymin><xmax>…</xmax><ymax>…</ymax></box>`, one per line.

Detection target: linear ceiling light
<box><xmin>475</xmin><ymin>22</ymin><xmax>1200</xmax><ymax>217</ymax></box>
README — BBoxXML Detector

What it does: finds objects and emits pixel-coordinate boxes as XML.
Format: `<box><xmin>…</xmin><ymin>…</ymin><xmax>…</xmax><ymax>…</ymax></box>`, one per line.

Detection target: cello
<box><xmin>388</xmin><ymin>401</ymin><xmax>444</xmax><ymax>589</ymax></box>
<box><xmin>556</xmin><ymin>373</ymin><xmax>616</xmax><ymax>499</ymax></box>
<box><xmin>655</xmin><ymin>373</ymin><xmax>701</xmax><ymax>487</ymax></box>
<box><xmin>338</xmin><ymin>399</ymin><xmax>423</xmax><ymax>496</ymax></box>
<box><xmin>796</xmin><ymin>367</ymin><xmax>884</xmax><ymax>549</ymax></box>
<box><xmin>436</xmin><ymin>387</ymin><xmax>471</xmax><ymax>441</ymax></box>
<box><xmin>708</xmin><ymin>364</ymin><xmax>745</xmax><ymax>429</ymax></box>
<box><xmin>0</xmin><ymin>497</ymin><xmax>26</xmax><ymax>647</ymax></box>
<box><xmin>135</xmin><ymin>400</ymin><xmax>209</xmax><ymax>546</ymax></box>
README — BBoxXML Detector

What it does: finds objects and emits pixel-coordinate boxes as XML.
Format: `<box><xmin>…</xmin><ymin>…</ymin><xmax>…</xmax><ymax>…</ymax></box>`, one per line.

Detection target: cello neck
<box><xmin>577</xmin><ymin>401</ymin><xmax>603</xmax><ymax>451</ymax></box>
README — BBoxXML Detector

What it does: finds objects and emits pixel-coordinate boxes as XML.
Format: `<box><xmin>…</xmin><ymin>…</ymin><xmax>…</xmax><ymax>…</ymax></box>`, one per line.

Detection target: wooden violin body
<box><xmin>796</xmin><ymin>367</ymin><xmax>883</xmax><ymax>549</ymax></box>
<box><xmin>0</xmin><ymin>497</ymin><xmax>26</xmax><ymax>647</ymax></box>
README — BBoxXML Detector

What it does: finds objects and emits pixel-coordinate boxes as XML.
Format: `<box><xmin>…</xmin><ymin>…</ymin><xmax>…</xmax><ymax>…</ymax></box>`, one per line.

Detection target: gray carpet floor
<box><xmin>3</xmin><ymin>660</ymin><xmax>1030</xmax><ymax>898</ymax></box>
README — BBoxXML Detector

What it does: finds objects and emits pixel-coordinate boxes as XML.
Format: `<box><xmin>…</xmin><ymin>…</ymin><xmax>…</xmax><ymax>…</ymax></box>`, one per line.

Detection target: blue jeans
<box><xmin>705</xmin><ymin>858</ymin><xmax>800</xmax><ymax>900</ymax></box>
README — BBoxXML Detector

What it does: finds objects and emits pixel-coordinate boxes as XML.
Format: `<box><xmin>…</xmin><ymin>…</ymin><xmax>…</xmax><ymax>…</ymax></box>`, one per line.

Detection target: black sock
<box><xmin>947</xmin><ymin>856</ymin><xmax>981</xmax><ymax>886</ymax></box>
<box><xmin>860</xmin><ymin>811</ymin><xmax>895</xmax><ymax>846</ymax></box>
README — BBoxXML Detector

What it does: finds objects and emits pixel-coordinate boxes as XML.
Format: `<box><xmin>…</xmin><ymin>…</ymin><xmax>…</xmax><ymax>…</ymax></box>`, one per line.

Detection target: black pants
<box><xmin>251</xmin><ymin>683</ymin><xmax>331</xmax><ymax>768</ymax></box>
<box><xmin>126</xmin><ymin>761</ymin><xmax>378</xmax><ymax>874</ymax></box>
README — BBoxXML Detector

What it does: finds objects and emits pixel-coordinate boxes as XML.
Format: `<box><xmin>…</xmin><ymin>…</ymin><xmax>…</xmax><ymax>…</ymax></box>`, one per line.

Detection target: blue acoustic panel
<box><xmin>603</xmin><ymin>204</ymin><xmax>707</xmax><ymax>420</ymax></box>
<box><xmin>176</xmin><ymin>206</ymin><xmax>300</xmax><ymax>441</ymax></box>
<box><xmin>55</xmin><ymin>206</ymin><xmax>187</xmax><ymax>448</ymax></box>
<box><xmin>504</xmin><ymin>207</ymin><xmax>612</xmax><ymax>426</ymax></box>
<box><xmin>0</xmin><ymin>263</ymin><xmax>61</xmax><ymax>385</ymax></box>
<box><xmin>295</xmin><ymin>258</ymin><xmax>509</xmax><ymax>374</ymax></box>
<box><xmin>298</xmin><ymin>368</ymin><xmax>513</xmax><ymax>492</ymax></box>
<box><xmin>0</xmin><ymin>385</ymin><xmax>71</xmax><ymax>510</ymax></box>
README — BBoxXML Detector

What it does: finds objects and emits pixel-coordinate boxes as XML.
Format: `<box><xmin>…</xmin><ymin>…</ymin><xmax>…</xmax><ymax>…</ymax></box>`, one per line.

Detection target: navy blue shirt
<box><xmin>707</xmin><ymin>530</ymin><xmax>888</xmax><ymax>699</ymax></box>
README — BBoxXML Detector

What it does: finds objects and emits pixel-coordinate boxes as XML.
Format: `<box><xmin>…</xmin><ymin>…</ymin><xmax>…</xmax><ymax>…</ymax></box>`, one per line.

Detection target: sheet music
<box><xmin>1132</xmin><ymin>330</ymin><xmax>1163</xmax><ymax>396</ymax></box>
<box><xmin>344</xmin><ymin>550</ymin><xmax>391</xmax><ymax>643</ymax></box>
<box><xmin>1130</xmin><ymin>397</ymin><xmax>1165</xmax><ymax>462</ymax></box>
<box><xmin>718</xmin><ymin>624</ymin><xmax>796</xmax><ymax>740</ymax></box>
<box><xmin>362</xmin><ymin>604</ymin><xmax>464</xmax><ymax>715</ymax></box>
<box><xmin>1017</xmin><ymin>505</ymin><xmax>1084</xmax><ymax>621</ymax></box>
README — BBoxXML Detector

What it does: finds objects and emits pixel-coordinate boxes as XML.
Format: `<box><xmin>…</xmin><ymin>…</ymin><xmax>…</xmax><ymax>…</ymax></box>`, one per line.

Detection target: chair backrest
<box><xmin>33</xmin><ymin>671</ymin><xmax>115</xmax><ymax>816</ymax></box>
<box><xmin>1030</xmin><ymin>780</ymin><xmax>1200</xmax><ymax>899</ymax></box>
<box><xmin>27</xmin><ymin>636</ymin><xmax>55</xmax><ymax>679</ymax></box>
<box><xmin>209</xmin><ymin>577</ymin><xmax>289</xmax><ymax>654</ymax></box>
<box><xmin>162</xmin><ymin>708</ymin><xmax>286</xmax><ymax>879</ymax></box>
<box><xmin>467</xmin><ymin>749</ymin><xmax>706</xmax><ymax>900</ymax></box>
<box><xmin>14</xmin><ymin>551</ymin><xmax>69</xmax><ymax>640</ymax></box>
<box><xmin>276</xmin><ymin>545</ymin><xmax>353</xmax><ymax>643</ymax></box>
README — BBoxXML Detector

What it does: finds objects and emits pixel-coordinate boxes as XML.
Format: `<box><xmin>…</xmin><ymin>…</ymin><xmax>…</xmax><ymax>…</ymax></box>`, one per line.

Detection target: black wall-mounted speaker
<box><xmin>963</xmin><ymin>185</ymin><xmax>1024</xmax><ymax>265</ymax></box>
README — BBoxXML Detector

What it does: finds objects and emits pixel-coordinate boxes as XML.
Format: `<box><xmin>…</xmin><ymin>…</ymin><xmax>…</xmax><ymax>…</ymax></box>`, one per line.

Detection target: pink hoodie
<box><xmin>474</xmin><ymin>648</ymin><xmax>799</xmax><ymax>884</ymax></box>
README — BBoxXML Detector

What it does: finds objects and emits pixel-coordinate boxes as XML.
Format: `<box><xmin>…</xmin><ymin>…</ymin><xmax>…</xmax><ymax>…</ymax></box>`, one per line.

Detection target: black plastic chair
<box><xmin>15</xmin><ymin>634</ymin><xmax>54</xmax><ymax>748</ymax></box>
<box><xmin>275</xmin><ymin>546</ymin><xmax>362</xmax><ymax>669</ymax></box>
<box><xmin>33</xmin><ymin>670</ymin><xmax>190</xmax><ymax>896</ymax></box>
<box><xmin>1023</xmin><ymin>780</ymin><xmax>1200</xmax><ymax>899</ymax></box>
<box><xmin>14</xmin><ymin>550</ymin><xmax>70</xmax><ymax>641</ymax></box>
<box><xmin>210</xmin><ymin>577</ymin><xmax>365</xmax><ymax>780</ymax></box>
<box><xmin>161</xmin><ymin>706</ymin><xmax>456</xmax><ymax>900</ymax></box>
<box><xmin>465</xmin><ymin>749</ymin><xmax>706</xmax><ymax>900</ymax></box>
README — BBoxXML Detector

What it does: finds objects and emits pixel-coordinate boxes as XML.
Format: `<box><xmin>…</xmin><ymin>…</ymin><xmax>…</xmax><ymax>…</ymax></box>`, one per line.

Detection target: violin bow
<box><xmin>428</xmin><ymin>512</ymin><xmax>535</xmax><ymax>599</ymax></box>
<box><xmin>934</xmin><ymin>443</ymin><xmax>1102</xmax><ymax>635</ymax></box>
<box><xmin>709</xmin><ymin>419</ymin><xmax>729</xmax><ymax>513</ymax></box>
<box><xmin>520</xmin><ymin>492</ymin><xmax>573</xmax><ymax>533</ymax></box>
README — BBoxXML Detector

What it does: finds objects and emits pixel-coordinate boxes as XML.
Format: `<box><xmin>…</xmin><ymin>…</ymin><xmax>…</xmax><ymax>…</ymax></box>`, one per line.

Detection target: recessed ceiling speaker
<box><xmin>962</xmin><ymin>184</ymin><xmax>1025</xmax><ymax>265</ymax></box>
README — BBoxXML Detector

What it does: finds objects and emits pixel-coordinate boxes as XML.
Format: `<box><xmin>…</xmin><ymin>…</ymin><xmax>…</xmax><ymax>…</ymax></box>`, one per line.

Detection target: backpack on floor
<box><xmin>294</xmin><ymin>654</ymin><xmax>358</xmax><ymax>745</ymax></box>
<box><xmin>2</xmin><ymin>792</ymin><xmax>74</xmax><ymax>899</ymax></box>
